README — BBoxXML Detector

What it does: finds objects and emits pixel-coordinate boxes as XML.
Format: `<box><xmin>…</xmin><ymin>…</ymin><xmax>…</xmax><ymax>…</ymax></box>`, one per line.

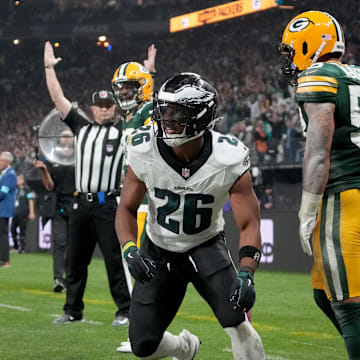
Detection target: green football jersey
<box><xmin>122</xmin><ymin>101</ymin><xmax>153</xmax><ymax>205</ymax></box>
<box><xmin>296</xmin><ymin>62</ymin><xmax>360</xmax><ymax>194</ymax></box>
<box><xmin>123</xmin><ymin>101</ymin><xmax>153</xmax><ymax>144</ymax></box>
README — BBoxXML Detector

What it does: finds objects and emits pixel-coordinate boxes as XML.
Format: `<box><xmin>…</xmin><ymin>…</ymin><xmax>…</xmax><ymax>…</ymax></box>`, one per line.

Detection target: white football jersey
<box><xmin>126</xmin><ymin>126</ymin><xmax>250</xmax><ymax>252</ymax></box>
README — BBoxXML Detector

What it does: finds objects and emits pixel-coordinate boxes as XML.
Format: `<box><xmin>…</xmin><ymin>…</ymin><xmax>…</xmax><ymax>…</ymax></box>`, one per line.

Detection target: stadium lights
<box><xmin>96</xmin><ymin>36</ymin><xmax>112</xmax><ymax>51</ymax></box>
<box><xmin>13</xmin><ymin>39</ymin><xmax>20</xmax><ymax>45</ymax></box>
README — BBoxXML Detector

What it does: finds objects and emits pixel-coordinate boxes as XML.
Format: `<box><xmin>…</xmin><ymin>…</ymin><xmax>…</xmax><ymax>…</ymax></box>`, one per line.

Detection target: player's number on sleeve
<box><xmin>131</xmin><ymin>132</ymin><xmax>150</xmax><ymax>146</ymax></box>
<box><xmin>218</xmin><ymin>136</ymin><xmax>238</xmax><ymax>146</ymax></box>
<box><xmin>155</xmin><ymin>188</ymin><xmax>214</xmax><ymax>234</ymax></box>
<box><xmin>349</xmin><ymin>85</ymin><xmax>360</xmax><ymax>149</ymax></box>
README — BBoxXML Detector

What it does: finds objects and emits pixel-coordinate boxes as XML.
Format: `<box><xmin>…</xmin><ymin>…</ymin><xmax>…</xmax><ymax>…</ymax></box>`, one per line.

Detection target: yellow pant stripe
<box><xmin>312</xmin><ymin>189</ymin><xmax>360</xmax><ymax>301</ymax></box>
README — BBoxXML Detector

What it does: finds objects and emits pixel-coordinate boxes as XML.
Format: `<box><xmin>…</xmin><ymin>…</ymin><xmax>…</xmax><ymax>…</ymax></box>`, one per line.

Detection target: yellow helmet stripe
<box><xmin>296</xmin><ymin>85</ymin><xmax>337</xmax><ymax>94</ymax></box>
<box><xmin>298</xmin><ymin>76</ymin><xmax>338</xmax><ymax>85</ymax></box>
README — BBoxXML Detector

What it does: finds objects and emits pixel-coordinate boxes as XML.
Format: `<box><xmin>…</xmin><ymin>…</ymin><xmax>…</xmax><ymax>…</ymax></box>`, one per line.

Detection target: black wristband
<box><xmin>239</xmin><ymin>246</ymin><xmax>261</xmax><ymax>265</ymax></box>
<box><xmin>238</xmin><ymin>266</ymin><xmax>254</xmax><ymax>275</ymax></box>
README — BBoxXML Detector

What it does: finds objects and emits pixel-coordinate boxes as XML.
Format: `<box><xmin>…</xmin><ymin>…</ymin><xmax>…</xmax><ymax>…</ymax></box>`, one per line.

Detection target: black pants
<box><xmin>11</xmin><ymin>214</ymin><xmax>28</xmax><ymax>250</ymax></box>
<box><xmin>52</xmin><ymin>212</ymin><xmax>68</xmax><ymax>281</ymax></box>
<box><xmin>129</xmin><ymin>234</ymin><xmax>245</xmax><ymax>357</ymax></box>
<box><xmin>64</xmin><ymin>197</ymin><xmax>130</xmax><ymax>318</ymax></box>
<box><xmin>0</xmin><ymin>218</ymin><xmax>10</xmax><ymax>263</ymax></box>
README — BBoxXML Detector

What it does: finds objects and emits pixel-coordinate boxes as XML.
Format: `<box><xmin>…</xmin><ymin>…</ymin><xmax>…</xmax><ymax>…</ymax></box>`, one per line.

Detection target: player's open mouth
<box><xmin>165</xmin><ymin>128</ymin><xmax>182</xmax><ymax>134</ymax></box>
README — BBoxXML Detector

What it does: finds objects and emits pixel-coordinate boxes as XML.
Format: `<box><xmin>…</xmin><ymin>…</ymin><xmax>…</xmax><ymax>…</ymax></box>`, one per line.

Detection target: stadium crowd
<box><xmin>1</xmin><ymin>0</ymin><xmax>359</xmax><ymax>175</ymax></box>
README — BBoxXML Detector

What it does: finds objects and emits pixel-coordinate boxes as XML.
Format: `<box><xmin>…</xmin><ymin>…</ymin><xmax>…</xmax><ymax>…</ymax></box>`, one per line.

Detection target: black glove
<box><xmin>229</xmin><ymin>267</ymin><xmax>255</xmax><ymax>312</ymax></box>
<box><xmin>123</xmin><ymin>243</ymin><xmax>158</xmax><ymax>283</ymax></box>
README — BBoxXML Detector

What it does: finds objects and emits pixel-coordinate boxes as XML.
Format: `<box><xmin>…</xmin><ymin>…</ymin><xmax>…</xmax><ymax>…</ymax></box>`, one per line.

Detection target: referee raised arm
<box><xmin>43</xmin><ymin>41</ymin><xmax>130</xmax><ymax>325</ymax></box>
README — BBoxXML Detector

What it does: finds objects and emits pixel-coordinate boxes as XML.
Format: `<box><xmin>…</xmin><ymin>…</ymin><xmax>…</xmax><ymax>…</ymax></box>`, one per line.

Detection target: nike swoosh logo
<box><xmin>128</xmin><ymin>253</ymin><xmax>134</xmax><ymax>259</ymax></box>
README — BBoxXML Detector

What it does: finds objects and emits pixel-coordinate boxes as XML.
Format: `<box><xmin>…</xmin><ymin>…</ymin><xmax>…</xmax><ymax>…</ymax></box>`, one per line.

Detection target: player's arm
<box><xmin>229</xmin><ymin>170</ymin><xmax>261</xmax><ymax>312</ymax></box>
<box><xmin>302</xmin><ymin>102</ymin><xmax>335</xmax><ymax>194</ymax></box>
<box><xmin>115</xmin><ymin>165</ymin><xmax>146</xmax><ymax>248</ymax></box>
<box><xmin>44</xmin><ymin>41</ymin><xmax>72</xmax><ymax>118</ymax></box>
<box><xmin>229</xmin><ymin>171</ymin><xmax>261</xmax><ymax>273</ymax></box>
<box><xmin>298</xmin><ymin>102</ymin><xmax>335</xmax><ymax>255</ymax></box>
<box><xmin>115</xmin><ymin>166</ymin><xmax>157</xmax><ymax>283</ymax></box>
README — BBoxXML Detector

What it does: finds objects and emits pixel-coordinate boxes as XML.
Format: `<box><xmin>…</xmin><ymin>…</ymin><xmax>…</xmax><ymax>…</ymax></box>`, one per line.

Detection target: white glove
<box><xmin>298</xmin><ymin>190</ymin><xmax>322</xmax><ymax>256</ymax></box>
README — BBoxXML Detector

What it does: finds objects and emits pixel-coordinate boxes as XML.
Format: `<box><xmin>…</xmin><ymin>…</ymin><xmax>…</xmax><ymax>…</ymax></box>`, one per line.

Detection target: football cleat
<box><xmin>173</xmin><ymin>329</ymin><xmax>201</xmax><ymax>360</ymax></box>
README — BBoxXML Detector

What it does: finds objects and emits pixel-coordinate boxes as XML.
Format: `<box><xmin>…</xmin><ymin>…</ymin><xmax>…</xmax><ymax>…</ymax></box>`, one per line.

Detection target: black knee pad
<box><xmin>313</xmin><ymin>289</ymin><xmax>342</xmax><ymax>335</ymax></box>
<box><xmin>218</xmin><ymin>306</ymin><xmax>246</xmax><ymax>328</ymax></box>
<box><xmin>331</xmin><ymin>301</ymin><xmax>360</xmax><ymax>360</ymax></box>
<box><xmin>131</xmin><ymin>336</ymin><xmax>162</xmax><ymax>358</ymax></box>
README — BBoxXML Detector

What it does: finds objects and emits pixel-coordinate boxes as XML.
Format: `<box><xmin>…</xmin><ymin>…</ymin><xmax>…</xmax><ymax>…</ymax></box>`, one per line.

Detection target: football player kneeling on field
<box><xmin>115</xmin><ymin>72</ymin><xmax>265</xmax><ymax>359</ymax></box>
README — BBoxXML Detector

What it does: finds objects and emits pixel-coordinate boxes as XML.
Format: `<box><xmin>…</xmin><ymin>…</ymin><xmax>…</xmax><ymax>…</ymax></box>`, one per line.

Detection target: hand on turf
<box><xmin>44</xmin><ymin>41</ymin><xmax>62</xmax><ymax>68</ymax></box>
<box><xmin>229</xmin><ymin>268</ymin><xmax>255</xmax><ymax>312</ymax></box>
<box><xmin>124</xmin><ymin>245</ymin><xmax>158</xmax><ymax>283</ymax></box>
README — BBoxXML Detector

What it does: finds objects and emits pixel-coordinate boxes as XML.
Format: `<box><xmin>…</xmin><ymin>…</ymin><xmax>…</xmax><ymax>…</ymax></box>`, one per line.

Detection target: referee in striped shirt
<box><xmin>44</xmin><ymin>41</ymin><xmax>130</xmax><ymax>325</ymax></box>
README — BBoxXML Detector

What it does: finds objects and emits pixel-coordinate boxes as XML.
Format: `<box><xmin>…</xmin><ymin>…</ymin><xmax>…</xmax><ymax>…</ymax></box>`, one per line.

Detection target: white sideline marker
<box><xmin>0</xmin><ymin>303</ymin><xmax>31</xmax><ymax>312</ymax></box>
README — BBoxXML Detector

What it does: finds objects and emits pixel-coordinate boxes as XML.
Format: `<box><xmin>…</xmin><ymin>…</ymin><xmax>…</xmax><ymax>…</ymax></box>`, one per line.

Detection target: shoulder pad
<box><xmin>138</xmin><ymin>101</ymin><xmax>153</xmax><ymax>116</ymax></box>
<box><xmin>211</xmin><ymin>131</ymin><xmax>249</xmax><ymax>166</ymax></box>
<box><xmin>300</xmin><ymin>62</ymin><xmax>345</xmax><ymax>78</ymax></box>
<box><xmin>297</xmin><ymin>63</ymin><xmax>339</xmax><ymax>101</ymax></box>
<box><xmin>127</xmin><ymin>125</ymin><xmax>154</xmax><ymax>154</ymax></box>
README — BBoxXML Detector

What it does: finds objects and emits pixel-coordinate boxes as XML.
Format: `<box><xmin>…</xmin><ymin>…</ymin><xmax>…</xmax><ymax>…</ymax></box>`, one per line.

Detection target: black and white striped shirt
<box><xmin>64</xmin><ymin>107</ymin><xmax>123</xmax><ymax>193</ymax></box>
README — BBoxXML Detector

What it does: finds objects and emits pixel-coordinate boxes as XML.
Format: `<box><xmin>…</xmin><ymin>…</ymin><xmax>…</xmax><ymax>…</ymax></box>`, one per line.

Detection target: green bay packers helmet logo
<box><xmin>289</xmin><ymin>17</ymin><xmax>310</xmax><ymax>32</ymax></box>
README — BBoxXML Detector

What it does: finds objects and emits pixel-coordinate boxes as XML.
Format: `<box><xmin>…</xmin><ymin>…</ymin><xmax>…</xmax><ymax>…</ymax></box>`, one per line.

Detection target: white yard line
<box><xmin>0</xmin><ymin>303</ymin><xmax>31</xmax><ymax>311</ymax></box>
<box><xmin>50</xmin><ymin>314</ymin><xmax>104</xmax><ymax>325</ymax></box>
<box><xmin>289</xmin><ymin>339</ymin><xmax>337</xmax><ymax>350</ymax></box>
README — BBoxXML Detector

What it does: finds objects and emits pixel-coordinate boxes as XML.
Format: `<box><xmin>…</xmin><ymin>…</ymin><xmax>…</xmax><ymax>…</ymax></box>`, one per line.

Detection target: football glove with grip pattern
<box><xmin>123</xmin><ymin>242</ymin><xmax>158</xmax><ymax>283</ymax></box>
<box><xmin>229</xmin><ymin>267</ymin><xmax>256</xmax><ymax>312</ymax></box>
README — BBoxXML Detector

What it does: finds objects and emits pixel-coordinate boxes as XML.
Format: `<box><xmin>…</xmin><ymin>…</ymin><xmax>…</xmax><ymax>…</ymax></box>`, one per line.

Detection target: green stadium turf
<box><xmin>0</xmin><ymin>253</ymin><xmax>347</xmax><ymax>359</ymax></box>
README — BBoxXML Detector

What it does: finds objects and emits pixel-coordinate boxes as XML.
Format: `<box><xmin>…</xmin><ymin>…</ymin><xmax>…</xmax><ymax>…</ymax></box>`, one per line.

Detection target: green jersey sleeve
<box><xmin>296</xmin><ymin>63</ymin><xmax>339</xmax><ymax>104</ymax></box>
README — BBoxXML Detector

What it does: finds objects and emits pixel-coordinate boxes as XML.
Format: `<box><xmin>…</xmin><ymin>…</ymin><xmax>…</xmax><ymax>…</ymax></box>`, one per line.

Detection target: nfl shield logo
<box><xmin>99</xmin><ymin>90</ymin><xmax>108</xmax><ymax>99</ymax></box>
<box><xmin>106</xmin><ymin>144</ymin><xmax>114</xmax><ymax>152</ymax></box>
<box><xmin>182</xmin><ymin>168</ymin><xmax>190</xmax><ymax>178</ymax></box>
